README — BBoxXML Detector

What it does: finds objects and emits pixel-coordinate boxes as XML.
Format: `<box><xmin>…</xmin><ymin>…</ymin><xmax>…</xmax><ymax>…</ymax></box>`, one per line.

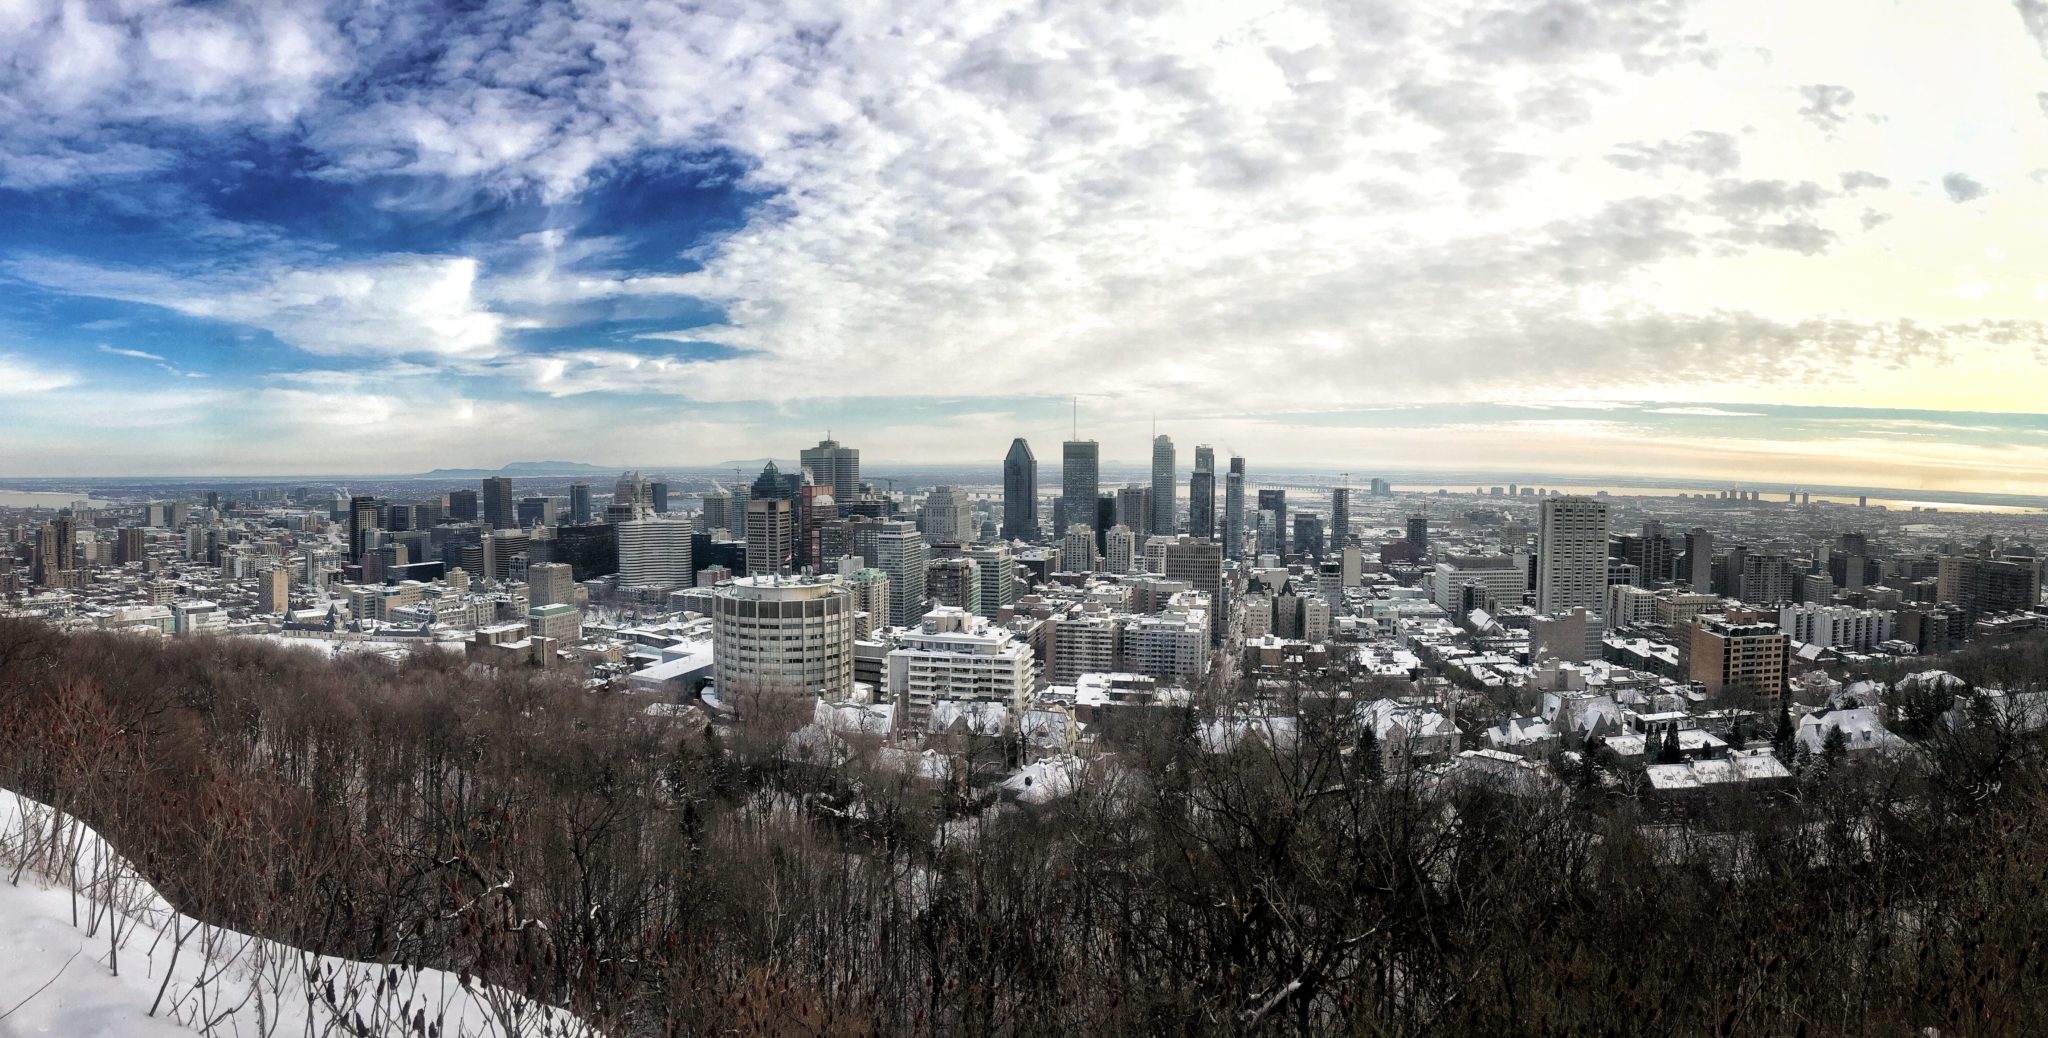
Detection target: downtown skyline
<box><xmin>0</xmin><ymin>0</ymin><xmax>2045</xmax><ymax>488</ymax></box>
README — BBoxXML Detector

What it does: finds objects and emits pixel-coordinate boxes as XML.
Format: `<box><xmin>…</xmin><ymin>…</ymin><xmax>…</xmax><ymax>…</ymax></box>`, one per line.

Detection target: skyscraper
<box><xmin>1684</xmin><ymin>528</ymin><xmax>1714</xmax><ymax>591</ymax></box>
<box><xmin>569</xmin><ymin>482</ymin><xmax>593</xmax><ymax>524</ymax></box>
<box><xmin>1537</xmin><ymin>496</ymin><xmax>1611</xmax><ymax>616</ymax></box>
<box><xmin>745</xmin><ymin>498</ymin><xmax>794</xmax><ymax>577</ymax></box>
<box><xmin>1329</xmin><ymin>486</ymin><xmax>1350</xmax><ymax>551</ymax></box>
<box><xmin>1150</xmin><ymin>434</ymin><xmax>1176</xmax><ymax>537</ymax></box>
<box><xmin>1189</xmin><ymin>446</ymin><xmax>1216</xmax><ymax>540</ymax></box>
<box><xmin>649</xmin><ymin>481</ymin><xmax>670</xmax><ymax>514</ymax></box>
<box><xmin>918</xmin><ymin>485</ymin><xmax>974</xmax><ymax>544</ymax></box>
<box><xmin>349</xmin><ymin>495</ymin><xmax>379</xmax><ymax>562</ymax></box>
<box><xmin>1406</xmin><ymin>513</ymin><xmax>1429</xmax><ymax>552</ymax></box>
<box><xmin>702</xmin><ymin>489</ymin><xmax>732</xmax><ymax>534</ymax></box>
<box><xmin>1224</xmin><ymin>456</ymin><xmax>1246</xmax><ymax>560</ymax></box>
<box><xmin>1257</xmin><ymin>489</ymin><xmax>1288</xmax><ymax>556</ymax></box>
<box><xmin>1002</xmin><ymin>438</ymin><xmax>1039</xmax><ymax>541</ymax></box>
<box><xmin>1060</xmin><ymin>438</ymin><xmax>1099</xmax><ymax>536</ymax></box>
<box><xmin>799</xmin><ymin>437</ymin><xmax>861</xmax><ymax>502</ymax></box>
<box><xmin>1293</xmin><ymin>512</ymin><xmax>1326</xmax><ymax>560</ymax></box>
<box><xmin>877</xmin><ymin>521</ymin><xmax>930</xmax><ymax>627</ymax></box>
<box><xmin>481</xmin><ymin>477</ymin><xmax>515</xmax><ymax>531</ymax></box>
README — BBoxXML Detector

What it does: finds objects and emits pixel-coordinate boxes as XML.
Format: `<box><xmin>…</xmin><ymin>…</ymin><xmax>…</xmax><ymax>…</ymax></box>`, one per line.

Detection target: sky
<box><xmin>1</xmin><ymin>0</ymin><xmax>2046</xmax><ymax>490</ymax></box>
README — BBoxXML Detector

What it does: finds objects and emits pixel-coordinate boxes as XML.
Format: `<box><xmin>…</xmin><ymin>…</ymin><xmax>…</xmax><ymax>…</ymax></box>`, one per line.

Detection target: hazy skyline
<box><xmin>2</xmin><ymin>0</ymin><xmax>2046</xmax><ymax>486</ymax></box>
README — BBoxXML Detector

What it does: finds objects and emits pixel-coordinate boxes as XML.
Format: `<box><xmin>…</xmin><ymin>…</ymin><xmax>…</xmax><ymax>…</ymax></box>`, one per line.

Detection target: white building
<box><xmin>1059</xmin><ymin>525</ymin><xmax>1099</xmax><ymax>573</ymax></box>
<box><xmin>1779</xmin><ymin>604</ymin><xmax>1894</xmax><ymax>651</ymax></box>
<box><xmin>886</xmin><ymin>607</ymin><xmax>1037</xmax><ymax>727</ymax></box>
<box><xmin>1607</xmin><ymin>584</ymin><xmax>1657</xmax><ymax>628</ymax></box>
<box><xmin>1051</xmin><ymin>606</ymin><xmax>1120</xmax><ymax>683</ymax></box>
<box><xmin>1104</xmin><ymin>525</ymin><xmax>1138</xmax><ymax>574</ymax></box>
<box><xmin>709</xmin><ymin>576</ymin><xmax>857</xmax><ymax>700</ymax></box>
<box><xmin>1118</xmin><ymin>602</ymin><xmax>1211</xmax><ymax>683</ymax></box>
<box><xmin>918</xmin><ymin>486</ymin><xmax>976</xmax><ymax>544</ymax></box>
<box><xmin>617</xmin><ymin>518</ymin><xmax>694</xmax><ymax>590</ymax></box>
<box><xmin>171</xmin><ymin>600</ymin><xmax>227</xmax><ymax>636</ymax></box>
<box><xmin>963</xmin><ymin>544</ymin><xmax>1017</xmax><ymax>618</ymax></box>
<box><xmin>877</xmin><ymin>521</ymin><xmax>929</xmax><ymax>627</ymax></box>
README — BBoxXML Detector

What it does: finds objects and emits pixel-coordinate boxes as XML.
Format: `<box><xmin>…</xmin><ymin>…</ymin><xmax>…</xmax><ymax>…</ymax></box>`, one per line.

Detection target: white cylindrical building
<box><xmin>710</xmin><ymin>575</ymin><xmax>857</xmax><ymax>700</ymax></box>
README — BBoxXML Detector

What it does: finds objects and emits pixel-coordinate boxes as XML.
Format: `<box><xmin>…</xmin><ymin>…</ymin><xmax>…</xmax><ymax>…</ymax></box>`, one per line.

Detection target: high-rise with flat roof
<box><xmin>1257</xmin><ymin>489</ymin><xmax>1288</xmax><ymax>555</ymax></box>
<box><xmin>617</xmin><ymin>518</ymin><xmax>695</xmax><ymax>590</ymax></box>
<box><xmin>1189</xmin><ymin>446</ymin><xmax>1215</xmax><ymax>540</ymax></box>
<box><xmin>1329</xmin><ymin>486</ymin><xmax>1350</xmax><ymax>551</ymax></box>
<box><xmin>1060</xmin><ymin>439</ymin><xmax>1099</xmax><ymax>537</ymax></box>
<box><xmin>1224</xmin><ymin>456</ymin><xmax>1246</xmax><ymax>560</ymax></box>
<box><xmin>745</xmin><ymin>498</ymin><xmax>794</xmax><ymax>577</ymax></box>
<box><xmin>799</xmin><ymin>437</ymin><xmax>860</xmax><ymax>502</ymax></box>
<box><xmin>1537</xmin><ymin>496</ymin><xmax>1611</xmax><ymax>616</ymax></box>
<box><xmin>878</xmin><ymin>521</ymin><xmax>930</xmax><ymax>627</ymax></box>
<box><xmin>482</xmin><ymin>477</ymin><xmax>516</xmax><ymax>531</ymax></box>
<box><xmin>1150</xmin><ymin>434</ymin><xmax>1176</xmax><ymax>537</ymax></box>
<box><xmin>709</xmin><ymin>576</ymin><xmax>856</xmax><ymax>700</ymax></box>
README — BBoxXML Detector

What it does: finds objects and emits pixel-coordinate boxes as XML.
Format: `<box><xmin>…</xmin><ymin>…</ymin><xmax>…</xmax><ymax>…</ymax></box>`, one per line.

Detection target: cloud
<box><xmin>1796</xmin><ymin>84</ymin><xmax>1855</xmax><ymax>130</ymax></box>
<box><xmin>16</xmin><ymin>256</ymin><xmax>503</xmax><ymax>359</ymax></box>
<box><xmin>96</xmin><ymin>344</ymin><xmax>167</xmax><ymax>362</ymax></box>
<box><xmin>0</xmin><ymin>354</ymin><xmax>75</xmax><ymax>395</ymax></box>
<box><xmin>1942</xmin><ymin>172</ymin><xmax>1987</xmax><ymax>203</ymax></box>
<box><xmin>1838</xmin><ymin>171</ymin><xmax>1890</xmax><ymax>191</ymax></box>
<box><xmin>1608</xmin><ymin>132</ymin><xmax>1742</xmax><ymax>176</ymax></box>
<box><xmin>1644</xmin><ymin>406</ymin><xmax>1766</xmax><ymax>417</ymax></box>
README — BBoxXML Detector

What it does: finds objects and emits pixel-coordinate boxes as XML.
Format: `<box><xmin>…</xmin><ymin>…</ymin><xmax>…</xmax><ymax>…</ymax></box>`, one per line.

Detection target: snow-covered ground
<box><xmin>0</xmin><ymin>790</ymin><xmax>598</xmax><ymax>1038</ymax></box>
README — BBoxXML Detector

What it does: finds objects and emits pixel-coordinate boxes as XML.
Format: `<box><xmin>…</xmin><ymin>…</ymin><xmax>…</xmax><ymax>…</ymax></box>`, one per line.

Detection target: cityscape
<box><xmin>4</xmin><ymin>0</ymin><xmax>2048</xmax><ymax>1035</ymax></box>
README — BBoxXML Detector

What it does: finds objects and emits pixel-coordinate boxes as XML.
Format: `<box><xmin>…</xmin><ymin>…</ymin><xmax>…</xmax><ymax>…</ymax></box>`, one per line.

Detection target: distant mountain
<box><xmin>414</xmin><ymin>461</ymin><xmax>619</xmax><ymax>478</ymax></box>
<box><xmin>709</xmin><ymin>458</ymin><xmax>794</xmax><ymax>471</ymax></box>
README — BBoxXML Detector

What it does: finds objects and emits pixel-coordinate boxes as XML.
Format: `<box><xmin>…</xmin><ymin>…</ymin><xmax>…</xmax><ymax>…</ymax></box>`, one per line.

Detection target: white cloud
<box><xmin>96</xmin><ymin>344</ymin><xmax>166</xmax><ymax>362</ymax></box>
<box><xmin>1643</xmin><ymin>406</ymin><xmax>1766</xmax><ymax>417</ymax></box>
<box><xmin>0</xmin><ymin>353</ymin><xmax>75</xmax><ymax>394</ymax></box>
<box><xmin>16</xmin><ymin>256</ymin><xmax>504</xmax><ymax>359</ymax></box>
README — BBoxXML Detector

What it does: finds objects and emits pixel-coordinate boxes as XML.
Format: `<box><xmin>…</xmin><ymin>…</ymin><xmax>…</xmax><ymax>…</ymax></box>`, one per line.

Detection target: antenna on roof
<box><xmin>1072</xmin><ymin>396</ymin><xmax>1077</xmax><ymax>439</ymax></box>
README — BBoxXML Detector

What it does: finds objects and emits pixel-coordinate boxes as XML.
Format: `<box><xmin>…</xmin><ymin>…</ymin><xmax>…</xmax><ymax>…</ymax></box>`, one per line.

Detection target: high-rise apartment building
<box><xmin>1002</xmin><ymin>438</ymin><xmax>1039</xmax><ymax>541</ymax></box>
<box><xmin>617</xmin><ymin>518</ymin><xmax>695</xmax><ymax>590</ymax></box>
<box><xmin>1689</xmin><ymin>616</ymin><xmax>1789</xmax><ymax>705</ymax></box>
<box><xmin>926</xmin><ymin>556</ymin><xmax>981</xmax><ymax>616</ymax></box>
<box><xmin>481</xmin><ymin>477</ymin><xmax>516</xmax><ymax>531</ymax></box>
<box><xmin>1224</xmin><ymin>456</ymin><xmax>1246</xmax><ymax>560</ymax></box>
<box><xmin>709</xmin><ymin>576</ymin><xmax>856</xmax><ymax>700</ymax></box>
<box><xmin>1536</xmin><ymin>496</ymin><xmax>1611</xmax><ymax>617</ymax></box>
<box><xmin>1189</xmin><ymin>446</ymin><xmax>1216</xmax><ymax>540</ymax></box>
<box><xmin>886</xmin><ymin>607</ymin><xmax>1037</xmax><ymax>727</ymax></box>
<box><xmin>1104</xmin><ymin>525</ymin><xmax>1139</xmax><ymax>574</ymax></box>
<box><xmin>799</xmin><ymin>437</ymin><xmax>861</xmax><ymax>502</ymax></box>
<box><xmin>963</xmin><ymin>544</ymin><xmax>1017</xmax><ymax>619</ymax></box>
<box><xmin>877</xmin><ymin>521</ymin><xmax>930</xmax><ymax>627</ymax></box>
<box><xmin>745</xmin><ymin>498</ymin><xmax>794</xmax><ymax>577</ymax></box>
<box><xmin>1150</xmin><ymin>434</ymin><xmax>1176</xmax><ymax>537</ymax></box>
<box><xmin>1060</xmin><ymin>439</ymin><xmax>1099</xmax><ymax>536</ymax></box>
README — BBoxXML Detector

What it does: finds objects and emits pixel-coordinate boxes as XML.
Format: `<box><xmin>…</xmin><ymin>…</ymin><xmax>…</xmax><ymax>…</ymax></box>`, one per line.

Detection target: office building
<box><xmin>1224</xmin><ymin>456</ymin><xmax>1246</xmax><ymax>560</ymax></box>
<box><xmin>1536</xmin><ymin>497</ymin><xmax>1610</xmax><ymax>616</ymax></box>
<box><xmin>1002</xmin><ymin>438</ymin><xmax>1039</xmax><ymax>541</ymax></box>
<box><xmin>709</xmin><ymin>576</ymin><xmax>856</xmax><ymax>700</ymax></box>
<box><xmin>349</xmin><ymin>495</ymin><xmax>380</xmax><ymax>562</ymax></box>
<box><xmin>448</xmin><ymin>489</ymin><xmax>479</xmax><ymax>523</ymax></box>
<box><xmin>116</xmin><ymin>527</ymin><xmax>147</xmax><ymax>566</ymax></box>
<box><xmin>1060</xmin><ymin>438</ymin><xmax>1099</xmax><ymax>536</ymax></box>
<box><xmin>701</xmin><ymin>490</ymin><xmax>732</xmax><ymax>534</ymax></box>
<box><xmin>569</xmin><ymin>482</ymin><xmax>593</xmax><ymax>524</ymax></box>
<box><xmin>1150</xmin><ymin>434</ymin><xmax>1176</xmax><ymax>536</ymax></box>
<box><xmin>617</xmin><ymin>518</ymin><xmax>695</xmax><ymax>590</ymax></box>
<box><xmin>1406</xmin><ymin>513</ymin><xmax>1429</xmax><ymax>553</ymax></box>
<box><xmin>745</xmin><ymin>499</ymin><xmax>794</xmax><ymax>577</ymax></box>
<box><xmin>919</xmin><ymin>485</ymin><xmax>975</xmax><ymax>544</ymax></box>
<box><xmin>1293</xmin><ymin>512</ymin><xmax>1326</xmax><ymax>560</ymax></box>
<box><xmin>481</xmin><ymin>477</ymin><xmax>516</xmax><ymax>531</ymax></box>
<box><xmin>799</xmin><ymin>437</ymin><xmax>861</xmax><ymax>502</ymax></box>
<box><xmin>650</xmin><ymin>481</ymin><xmax>669</xmax><ymax>514</ymax></box>
<box><xmin>1433</xmin><ymin>555</ymin><xmax>1528</xmax><ymax>613</ymax></box>
<box><xmin>1257</xmin><ymin>489</ymin><xmax>1288</xmax><ymax>555</ymax></box>
<box><xmin>528</xmin><ymin>603</ymin><xmax>582</xmax><ymax>644</ymax></box>
<box><xmin>1189</xmin><ymin>446</ymin><xmax>1216</xmax><ymax>540</ymax></box>
<box><xmin>527</xmin><ymin>562</ymin><xmax>577</xmax><ymax>607</ymax></box>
